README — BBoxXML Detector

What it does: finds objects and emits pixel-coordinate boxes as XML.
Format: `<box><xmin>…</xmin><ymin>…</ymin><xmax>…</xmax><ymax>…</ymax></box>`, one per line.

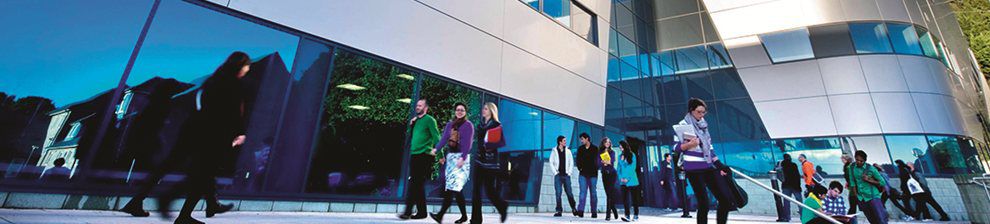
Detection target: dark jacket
<box><xmin>899</xmin><ymin>166</ymin><xmax>931</xmax><ymax>194</ymax></box>
<box><xmin>576</xmin><ymin>144</ymin><xmax>600</xmax><ymax>177</ymax></box>
<box><xmin>474</xmin><ymin>119</ymin><xmax>503</xmax><ymax>170</ymax></box>
<box><xmin>659</xmin><ymin>160</ymin><xmax>674</xmax><ymax>189</ymax></box>
<box><xmin>781</xmin><ymin>160</ymin><xmax>801</xmax><ymax>191</ymax></box>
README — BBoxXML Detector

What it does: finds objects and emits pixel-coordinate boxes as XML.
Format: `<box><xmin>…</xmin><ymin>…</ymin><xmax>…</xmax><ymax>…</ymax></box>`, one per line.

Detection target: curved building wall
<box><xmin>700</xmin><ymin>0</ymin><xmax>990</xmax><ymax>141</ymax></box>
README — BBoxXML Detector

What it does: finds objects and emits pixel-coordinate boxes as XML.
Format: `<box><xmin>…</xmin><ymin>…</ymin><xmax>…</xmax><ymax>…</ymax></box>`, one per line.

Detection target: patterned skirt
<box><xmin>444</xmin><ymin>153</ymin><xmax>471</xmax><ymax>192</ymax></box>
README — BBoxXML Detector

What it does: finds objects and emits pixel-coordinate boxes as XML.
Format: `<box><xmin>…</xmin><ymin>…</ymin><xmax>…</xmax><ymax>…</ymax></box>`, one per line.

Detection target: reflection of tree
<box><xmin>420</xmin><ymin>77</ymin><xmax>481</xmax><ymax>128</ymax></box>
<box><xmin>929</xmin><ymin>138</ymin><xmax>965</xmax><ymax>173</ymax></box>
<box><xmin>322</xmin><ymin>52</ymin><xmax>414</xmax><ymax>132</ymax></box>
<box><xmin>0</xmin><ymin>92</ymin><xmax>55</xmax><ymax>163</ymax></box>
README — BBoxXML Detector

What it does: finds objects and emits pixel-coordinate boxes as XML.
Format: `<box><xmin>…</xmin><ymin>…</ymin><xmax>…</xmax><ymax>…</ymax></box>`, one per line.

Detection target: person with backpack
<box><xmin>847</xmin><ymin>150</ymin><xmax>888</xmax><ymax>224</ymax></box>
<box><xmin>779</xmin><ymin>153</ymin><xmax>803</xmax><ymax>222</ymax></box>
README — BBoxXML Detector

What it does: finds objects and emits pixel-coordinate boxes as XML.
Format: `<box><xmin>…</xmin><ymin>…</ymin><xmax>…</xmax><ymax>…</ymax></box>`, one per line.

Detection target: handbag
<box><xmin>906</xmin><ymin>176</ymin><xmax>924</xmax><ymax>194</ymax></box>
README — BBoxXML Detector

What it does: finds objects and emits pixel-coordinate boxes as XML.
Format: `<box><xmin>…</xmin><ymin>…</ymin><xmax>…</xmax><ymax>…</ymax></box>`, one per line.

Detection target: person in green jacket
<box><xmin>847</xmin><ymin>150</ymin><xmax>888</xmax><ymax>224</ymax></box>
<box><xmin>801</xmin><ymin>185</ymin><xmax>831</xmax><ymax>224</ymax></box>
<box><xmin>399</xmin><ymin>99</ymin><xmax>440</xmax><ymax>220</ymax></box>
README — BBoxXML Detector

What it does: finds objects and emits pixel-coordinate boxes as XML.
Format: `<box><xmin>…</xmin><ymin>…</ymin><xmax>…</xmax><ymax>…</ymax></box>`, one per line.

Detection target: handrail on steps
<box><xmin>729</xmin><ymin>168</ymin><xmax>842</xmax><ymax>224</ymax></box>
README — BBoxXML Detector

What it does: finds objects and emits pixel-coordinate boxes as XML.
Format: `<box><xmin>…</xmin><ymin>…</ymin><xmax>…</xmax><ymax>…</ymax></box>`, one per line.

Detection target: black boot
<box><xmin>205</xmin><ymin>202</ymin><xmax>234</xmax><ymax>218</ymax></box>
<box><xmin>119</xmin><ymin>201</ymin><xmax>150</xmax><ymax>217</ymax></box>
<box><xmin>174</xmin><ymin>215</ymin><xmax>205</xmax><ymax>224</ymax></box>
<box><xmin>430</xmin><ymin>213</ymin><xmax>443</xmax><ymax>224</ymax></box>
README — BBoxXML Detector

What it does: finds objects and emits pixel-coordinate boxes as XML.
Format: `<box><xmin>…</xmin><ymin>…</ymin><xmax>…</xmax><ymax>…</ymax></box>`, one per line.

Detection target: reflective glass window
<box><xmin>620</xmin><ymin>61</ymin><xmax>640</xmax><ymax>81</ymax></box>
<box><xmin>719</xmin><ymin>140</ymin><xmax>775</xmax><ymax>177</ymax></box>
<box><xmin>839</xmin><ymin>136</ymin><xmax>894</xmax><ymax>174</ymax></box>
<box><xmin>542</xmin><ymin>112</ymin><xmax>576</xmax><ymax>151</ymax></box>
<box><xmin>674</xmin><ymin>45</ymin><xmax>708</xmax><ymax>74</ymax></box>
<box><xmin>659</xmin><ymin>13</ymin><xmax>704</xmax><ymax>50</ymax></box>
<box><xmin>917</xmin><ymin>27</ymin><xmax>939</xmax><ymax>58</ymax></box>
<box><xmin>927</xmin><ymin>135</ymin><xmax>966</xmax><ymax>174</ymax></box>
<box><xmin>0</xmin><ymin>0</ymin><xmax>154</xmax><ymax>184</ymax></box>
<box><xmin>684</xmin><ymin>72</ymin><xmax>714</xmax><ymax>102</ymax></box>
<box><xmin>419</xmin><ymin>76</ymin><xmax>483</xmax><ymax>198</ymax></box>
<box><xmin>608</xmin><ymin>56</ymin><xmax>621</xmax><ymax>82</ymax></box>
<box><xmin>307</xmin><ymin>50</ymin><xmax>415</xmax><ymax>198</ymax></box>
<box><xmin>886</xmin><ymin>135</ymin><xmax>937</xmax><ymax>175</ymax></box>
<box><xmin>886</xmin><ymin>23</ymin><xmax>924</xmax><ymax>55</ymax></box>
<box><xmin>571</xmin><ymin>1</ymin><xmax>597</xmax><ymax>44</ymax></box>
<box><xmin>849</xmin><ymin>22</ymin><xmax>894</xmax><ymax>54</ymax></box>
<box><xmin>618</xmin><ymin>34</ymin><xmax>639</xmax><ymax>70</ymax></box>
<box><xmin>809</xmin><ymin>24</ymin><xmax>855</xmax><ymax>58</ymax></box>
<box><xmin>760</xmin><ymin>28</ymin><xmax>815</xmax><ymax>63</ymax></box>
<box><xmin>499</xmin><ymin>99</ymin><xmax>543</xmax><ymax>151</ymax></box>
<box><xmin>543</xmin><ymin>0</ymin><xmax>571</xmax><ymax>27</ymax></box>
<box><xmin>659</xmin><ymin>51</ymin><xmax>676</xmax><ymax>76</ymax></box>
<box><xmin>958</xmin><ymin>137</ymin><xmax>985</xmax><ymax>174</ymax></box>
<box><xmin>708</xmin><ymin>43</ymin><xmax>733</xmax><ymax>69</ymax></box>
<box><xmin>521</xmin><ymin>0</ymin><xmax>539</xmax><ymax>10</ymax></box>
<box><xmin>776</xmin><ymin>137</ymin><xmax>844</xmax><ymax>175</ymax></box>
<box><xmin>711</xmin><ymin>69</ymin><xmax>747</xmax><ymax>100</ymax></box>
<box><xmin>609</xmin><ymin>29</ymin><xmax>619</xmax><ymax>56</ymax></box>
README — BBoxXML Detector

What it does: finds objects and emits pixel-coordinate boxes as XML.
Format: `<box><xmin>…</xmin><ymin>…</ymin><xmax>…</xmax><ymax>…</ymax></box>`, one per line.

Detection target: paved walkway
<box><xmin>0</xmin><ymin>209</ymin><xmax>971</xmax><ymax>224</ymax></box>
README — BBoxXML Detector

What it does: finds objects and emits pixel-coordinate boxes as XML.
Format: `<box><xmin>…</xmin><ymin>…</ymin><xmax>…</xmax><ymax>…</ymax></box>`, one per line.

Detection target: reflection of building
<box><xmin>35</xmin><ymin>90</ymin><xmax>114</xmax><ymax>171</ymax></box>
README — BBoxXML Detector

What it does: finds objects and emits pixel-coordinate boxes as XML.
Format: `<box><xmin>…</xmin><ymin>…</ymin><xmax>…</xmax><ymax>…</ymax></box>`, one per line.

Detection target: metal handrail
<box><xmin>970</xmin><ymin>176</ymin><xmax>990</xmax><ymax>204</ymax></box>
<box><xmin>730</xmin><ymin>168</ymin><xmax>842</xmax><ymax>224</ymax></box>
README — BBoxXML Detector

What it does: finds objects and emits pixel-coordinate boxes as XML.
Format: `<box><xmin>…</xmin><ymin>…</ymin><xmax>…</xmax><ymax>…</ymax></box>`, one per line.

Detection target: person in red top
<box><xmin>799</xmin><ymin>154</ymin><xmax>816</xmax><ymax>191</ymax></box>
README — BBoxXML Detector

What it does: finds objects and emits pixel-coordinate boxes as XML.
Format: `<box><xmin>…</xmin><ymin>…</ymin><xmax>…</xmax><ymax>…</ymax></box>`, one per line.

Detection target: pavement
<box><xmin>0</xmin><ymin>208</ymin><xmax>972</xmax><ymax>224</ymax></box>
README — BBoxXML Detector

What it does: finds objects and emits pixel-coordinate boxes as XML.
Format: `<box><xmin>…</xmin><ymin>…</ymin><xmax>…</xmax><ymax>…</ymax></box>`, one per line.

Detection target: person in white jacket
<box><xmin>549</xmin><ymin>135</ymin><xmax>577</xmax><ymax>217</ymax></box>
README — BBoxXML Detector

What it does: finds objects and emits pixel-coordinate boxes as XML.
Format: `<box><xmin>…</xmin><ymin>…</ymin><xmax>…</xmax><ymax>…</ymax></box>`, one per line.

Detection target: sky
<box><xmin>0</xmin><ymin>0</ymin><xmax>298</xmax><ymax>107</ymax></box>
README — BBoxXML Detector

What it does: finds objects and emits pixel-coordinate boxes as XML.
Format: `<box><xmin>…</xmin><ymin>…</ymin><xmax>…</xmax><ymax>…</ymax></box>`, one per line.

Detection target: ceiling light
<box><xmin>396</xmin><ymin>98</ymin><xmax>412</xmax><ymax>104</ymax></box>
<box><xmin>396</xmin><ymin>74</ymin><xmax>415</xmax><ymax>81</ymax></box>
<box><xmin>529</xmin><ymin>112</ymin><xmax>539</xmax><ymax>116</ymax></box>
<box><xmin>336</xmin><ymin>83</ymin><xmax>366</xmax><ymax>91</ymax></box>
<box><xmin>347</xmin><ymin>105</ymin><xmax>370</xmax><ymax>110</ymax></box>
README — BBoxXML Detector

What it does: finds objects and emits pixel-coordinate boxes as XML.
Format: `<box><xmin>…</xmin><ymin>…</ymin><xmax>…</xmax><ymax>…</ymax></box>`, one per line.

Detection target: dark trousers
<box><xmin>621</xmin><ymin>185</ymin><xmax>641</xmax><ymax>218</ymax></box>
<box><xmin>125</xmin><ymin>143</ymin><xmax>220</xmax><ymax>208</ymax></box>
<box><xmin>659</xmin><ymin>181</ymin><xmax>676</xmax><ymax>209</ymax></box>
<box><xmin>913</xmin><ymin>192</ymin><xmax>948</xmax><ymax>220</ymax></box>
<box><xmin>553</xmin><ymin>174</ymin><xmax>576</xmax><ymax>213</ymax></box>
<box><xmin>686</xmin><ymin>169</ymin><xmax>733</xmax><ymax>224</ymax></box>
<box><xmin>881</xmin><ymin>189</ymin><xmax>914</xmax><ymax>218</ymax></box>
<box><xmin>470</xmin><ymin>167</ymin><xmax>507</xmax><ymax>223</ymax></box>
<box><xmin>602</xmin><ymin>172</ymin><xmax>619</xmax><ymax>219</ymax></box>
<box><xmin>402</xmin><ymin>154</ymin><xmax>432</xmax><ymax>216</ymax></box>
<box><xmin>436</xmin><ymin>190</ymin><xmax>467</xmax><ymax>219</ymax></box>
<box><xmin>780</xmin><ymin>187</ymin><xmax>803</xmax><ymax>221</ymax></box>
<box><xmin>858</xmin><ymin>198</ymin><xmax>889</xmax><ymax>224</ymax></box>
<box><xmin>847</xmin><ymin>193</ymin><xmax>858</xmax><ymax>215</ymax></box>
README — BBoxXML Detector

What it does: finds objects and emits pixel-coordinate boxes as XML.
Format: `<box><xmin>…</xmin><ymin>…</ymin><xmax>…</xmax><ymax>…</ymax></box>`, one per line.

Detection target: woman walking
<box><xmin>599</xmin><ymin>137</ymin><xmax>619</xmax><ymax>221</ymax></box>
<box><xmin>431</xmin><ymin>103</ymin><xmax>474</xmax><ymax>224</ymax></box>
<box><xmin>897</xmin><ymin>160</ymin><xmax>950</xmax><ymax>221</ymax></box>
<box><xmin>673</xmin><ymin>98</ymin><xmax>734</xmax><ymax>224</ymax></box>
<box><xmin>470</xmin><ymin>102</ymin><xmax>508</xmax><ymax>224</ymax></box>
<box><xmin>617</xmin><ymin>140</ymin><xmax>641</xmax><ymax>222</ymax></box>
<box><xmin>874</xmin><ymin>163</ymin><xmax>914</xmax><ymax>221</ymax></box>
<box><xmin>158</xmin><ymin>52</ymin><xmax>251</xmax><ymax>224</ymax></box>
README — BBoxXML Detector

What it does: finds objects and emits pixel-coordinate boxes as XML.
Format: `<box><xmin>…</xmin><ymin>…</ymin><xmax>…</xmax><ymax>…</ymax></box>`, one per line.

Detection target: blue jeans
<box><xmin>781</xmin><ymin>188</ymin><xmax>803</xmax><ymax>221</ymax></box>
<box><xmin>554</xmin><ymin>174</ymin><xmax>576</xmax><ymax>213</ymax></box>
<box><xmin>577</xmin><ymin>175</ymin><xmax>598</xmax><ymax>213</ymax></box>
<box><xmin>858</xmin><ymin>198</ymin><xmax>888</xmax><ymax>224</ymax></box>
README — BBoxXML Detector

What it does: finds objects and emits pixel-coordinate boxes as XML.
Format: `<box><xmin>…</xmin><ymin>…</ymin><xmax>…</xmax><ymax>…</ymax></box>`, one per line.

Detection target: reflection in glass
<box><xmin>927</xmin><ymin>135</ymin><xmax>965</xmax><ymax>174</ymax></box>
<box><xmin>886</xmin><ymin>23</ymin><xmax>923</xmax><ymax>55</ymax></box>
<box><xmin>760</xmin><ymin>28</ymin><xmax>814</xmax><ymax>63</ymax></box>
<box><xmin>307</xmin><ymin>50</ymin><xmax>415</xmax><ymax>198</ymax></box>
<box><xmin>809</xmin><ymin>24</ymin><xmax>855</xmax><ymax>58</ymax></box>
<box><xmin>776</xmin><ymin>137</ymin><xmax>843</xmax><ymax>175</ymax></box>
<box><xmin>839</xmin><ymin>136</ymin><xmax>893</xmax><ymax>173</ymax></box>
<box><xmin>708</xmin><ymin>43</ymin><xmax>732</xmax><ymax>69</ymax></box>
<box><xmin>917</xmin><ymin>27</ymin><xmax>939</xmax><ymax>58</ymax></box>
<box><xmin>570</xmin><ymin>1</ymin><xmax>597</xmax><ymax>44</ymax></box>
<box><xmin>885</xmin><ymin>135</ymin><xmax>936</xmax><ymax>175</ymax></box>
<box><xmin>499</xmin><ymin>100</ymin><xmax>542</xmax><ymax>152</ymax></box>
<box><xmin>419</xmin><ymin>76</ymin><xmax>482</xmax><ymax>198</ymax></box>
<box><xmin>849</xmin><ymin>23</ymin><xmax>894</xmax><ymax>54</ymax></box>
<box><xmin>0</xmin><ymin>1</ymin><xmax>154</xmax><ymax>182</ymax></box>
<box><xmin>675</xmin><ymin>45</ymin><xmax>708</xmax><ymax>74</ymax></box>
<box><xmin>543</xmin><ymin>0</ymin><xmax>571</xmax><ymax>27</ymax></box>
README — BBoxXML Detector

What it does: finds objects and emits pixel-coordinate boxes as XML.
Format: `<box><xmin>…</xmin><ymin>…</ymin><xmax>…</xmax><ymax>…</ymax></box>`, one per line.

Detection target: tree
<box><xmin>949</xmin><ymin>0</ymin><xmax>990</xmax><ymax>76</ymax></box>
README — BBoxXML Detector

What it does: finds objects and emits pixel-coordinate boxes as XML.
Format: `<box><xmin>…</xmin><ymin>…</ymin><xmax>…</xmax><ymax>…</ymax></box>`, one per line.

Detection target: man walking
<box><xmin>575</xmin><ymin>133</ymin><xmax>600</xmax><ymax>218</ymax></box>
<box><xmin>848</xmin><ymin>150</ymin><xmax>889</xmax><ymax>224</ymax></box>
<box><xmin>658</xmin><ymin>153</ymin><xmax>677</xmax><ymax>211</ymax></box>
<box><xmin>398</xmin><ymin>99</ymin><xmax>440</xmax><ymax>220</ymax></box>
<box><xmin>549</xmin><ymin>135</ymin><xmax>577</xmax><ymax>217</ymax></box>
<box><xmin>779</xmin><ymin>154</ymin><xmax>802</xmax><ymax>222</ymax></box>
<box><xmin>799</xmin><ymin>154</ymin><xmax>816</xmax><ymax>192</ymax></box>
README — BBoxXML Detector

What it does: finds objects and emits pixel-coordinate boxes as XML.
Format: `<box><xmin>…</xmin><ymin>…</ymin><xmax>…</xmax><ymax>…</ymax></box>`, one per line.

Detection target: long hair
<box><xmin>484</xmin><ymin>102</ymin><xmax>499</xmax><ymax>123</ymax></box>
<box><xmin>203</xmin><ymin>51</ymin><xmax>251</xmax><ymax>89</ymax></box>
<box><xmin>620</xmin><ymin>140</ymin><xmax>633</xmax><ymax>164</ymax></box>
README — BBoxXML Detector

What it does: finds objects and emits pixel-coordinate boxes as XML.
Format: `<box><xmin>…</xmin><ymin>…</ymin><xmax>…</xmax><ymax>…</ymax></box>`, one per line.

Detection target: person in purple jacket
<box><xmin>673</xmin><ymin>98</ymin><xmax>735</xmax><ymax>224</ymax></box>
<box><xmin>431</xmin><ymin>103</ymin><xmax>474</xmax><ymax>224</ymax></box>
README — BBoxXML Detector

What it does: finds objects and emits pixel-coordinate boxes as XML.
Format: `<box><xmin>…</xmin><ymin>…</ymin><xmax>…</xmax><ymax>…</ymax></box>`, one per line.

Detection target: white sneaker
<box><xmin>902</xmin><ymin>216</ymin><xmax>915</xmax><ymax>221</ymax></box>
<box><xmin>633</xmin><ymin>215</ymin><xmax>639</xmax><ymax>221</ymax></box>
<box><xmin>923</xmin><ymin>219</ymin><xmax>934</xmax><ymax>222</ymax></box>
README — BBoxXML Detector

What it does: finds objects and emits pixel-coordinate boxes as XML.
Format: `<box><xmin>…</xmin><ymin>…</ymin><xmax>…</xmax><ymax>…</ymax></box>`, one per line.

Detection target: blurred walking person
<box><xmin>548</xmin><ymin>135</ymin><xmax>577</xmax><ymax>217</ymax></box>
<box><xmin>156</xmin><ymin>52</ymin><xmax>252</xmax><ymax>224</ymax></box>
<box><xmin>617</xmin><ymin>140</ymin><xmax>641</xmax><ymax>222</ymax></box>
<box><xmin>398</xmin><ymin>99</ymin><xmax>441</xmax><ymax>220</ymax></box>
<box><xmin>873</xmin><ymin>163</ymin><xmax>914</xmax><ymax>221</ymax></box>
<box><xmin>897</xmin><ymin>160</ymin><xmax>950</xmax><ymax>221</ymax></box>
<box><xmin>658</xmin><ymin>153</ymin><xmax>677</xmax><ymax>211</ymax></box>
<box><xmin>470</xmin><ymin>102</ymin><xmax>508</xmax><ymax>224</ymax></box>
<box><xmin>430</xmin><ymin>103</ymin><xmax>473</xmax><ymax>224</ymax></box>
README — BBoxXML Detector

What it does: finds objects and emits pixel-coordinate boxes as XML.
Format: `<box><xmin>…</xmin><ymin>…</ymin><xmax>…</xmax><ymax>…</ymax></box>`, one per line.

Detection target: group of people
<box><xmin>777</xmin><ymin>149</ymin><xmax>952</xmax><ymax>224</ymax></box>
<box><xmin>549</xmin><ymin>132</ymin><xmax>644</xmax><ymax>222</ymax></box>
<box><xmin>397</xmin><ymin>99</ymin><xmax>509</xmax><ymax>224</ymax></box>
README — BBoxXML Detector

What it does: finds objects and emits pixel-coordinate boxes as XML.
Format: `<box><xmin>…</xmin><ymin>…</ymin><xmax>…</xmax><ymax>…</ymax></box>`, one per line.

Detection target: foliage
<box><xmin>419</xmin><ymin>76</ymin><xmax>481</xmax><ymax>128</ymax></box>
<box><xmin>321</xmin><ymin>51</ymin><xmax>415</xmax><ymax>134</ymax></box>
<box><xmin>950</xmin><ymin>0</ymin><xmax>990</xmax><ymax>76</ymax></box>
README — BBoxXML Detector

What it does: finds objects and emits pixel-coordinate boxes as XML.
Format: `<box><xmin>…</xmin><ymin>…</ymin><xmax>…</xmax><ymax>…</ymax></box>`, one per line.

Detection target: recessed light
<box><xmin>336</xmin><ymin>83</ymin><xmax>366</xmax><ymax>91</ymax></box>
<box><xmin>347</xmin><ymin>105</ymin><xmax>370</xmax><ymax>110</ymax></box>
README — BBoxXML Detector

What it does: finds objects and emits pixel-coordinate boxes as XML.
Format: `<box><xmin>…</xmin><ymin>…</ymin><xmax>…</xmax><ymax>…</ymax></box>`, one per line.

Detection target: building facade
<box><xmin>1</xmin><ymin>0</ymin><xmax>989</xmax><ymax>221</ymax></box>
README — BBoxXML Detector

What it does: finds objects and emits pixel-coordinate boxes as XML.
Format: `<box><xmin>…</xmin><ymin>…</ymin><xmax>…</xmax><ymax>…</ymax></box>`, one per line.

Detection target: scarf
<box><xmin>683</xmin><ymin>113</ymin><xmax>714</xmax><ymax>164</ymax></box>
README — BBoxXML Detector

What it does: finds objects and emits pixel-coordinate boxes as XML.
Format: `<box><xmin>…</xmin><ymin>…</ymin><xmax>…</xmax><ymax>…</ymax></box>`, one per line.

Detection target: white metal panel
<box><xmin>707</xmin><ymin>0</ymin><xmax>809</xmax><ymax>39</ymax></box>
<box><xmin>818</xmin><ymin>56</ymin><xmax>870</xmax><ymax>95</ymax></box>
<box><xmin>738</xmin><ymin>60</ymin><xmax>827</xmax><ymax>102</ymax></box>
<box><xmin>828</xmin><ymin>94</ymin><xmax>883</xmax><ymax>135</ymax></box>
<box><xmin>904</xmin><ymin>0</ymin><xmax>925</xmax><ymax>25</ymax></box>
<box><xmin>754</xmin><ymin>97</ymin><xmax>838</xmax><ymax>138</ymax></box>
<box><xmin>898</xmin><ymin>55</ymin><xmax>940</xmax><ymax>94</ymax></box>
<box><xmin>859</xmin><ymin>55</ymin><xmax>909</xmax><ymax>92</ymax></box>
<box><xmin>418</xmin><ymin>0</ymin><xmax>505</xmax><ymax>37</ymax></box>
<box><xmin>876</xmin><ymin>0</ymin><xmax>911</xmax><ymax>23</ymax></box>
<box><xmin>839</xmin><ymin>0</ymin><xmax>882</xmax><ymax>21</ymax></box>
<box><xmin>927</xmin><ymin>59</ymin><xmax>954</xmax><ymax>96</ymax></box>
<box><xmin>500</xmin><ymin>45</ymin><xmax>606</xmax><ymax>125</ymax></box>
<box><xmin>701</xmin><ymin>0</ymin><xmax>776</xmax><ymax>13</ymax></box>
<box><xmin>724</xmin><ymin>36</ymin><xmax>772</xmax><ymax>69</ymax></box>
<box><xmin>912</xmin><ymin>93</ymin><xmax>956</xmax><ymax>134</ymax></box>
<box><xmin>800</xmin><ymin>0</ymin><xmax>847</xmax><ymax>25</ymax></box>
<box><xmin>871</xmin><ymin>92</ymin><xmax>924</xmax><ymax>133</ymax></box>
<box><xmin>502</xmin><ymin>0</ymin><xmax>607</xmax><ymax>86</ymax></box>
<box><xmin>943</xmin><ymin>97</ymin><xmax>968</xmax><ymax>136</ymax></box>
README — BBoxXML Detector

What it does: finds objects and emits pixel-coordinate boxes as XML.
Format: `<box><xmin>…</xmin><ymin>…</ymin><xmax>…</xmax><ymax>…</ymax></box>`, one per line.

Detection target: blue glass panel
<box><xmin>543</xmin><ymin>0</ymin><xmax>571</xmax><ymax>27</ymax></box>
<box><xmin>708</xmin><ymin>43</ymin><xmax>733</xmax><ymax>68</ymax></box>
<box><xmin>605</xmin><ymin>87</ymin><xmax>624</xmax><ymax>130</ymax></box>
<box><xmin>639</xmin><ymin>47</ymin><xmax>650</xmax><ymax>74</ymax></box>
<box><xmin>927</xmin><ymin>135</ymin><xmax>966</xmax><ymax>174</ymax></box>
<box><xmin>674</xmin><ymin>45</ymin><xmax>707</xmax><ymax>74</ymax></box>
<box><xmin>849</xmin><ymin>22</ymin><xmax>894</xmax><ymax>54</ymax></box>
<box><xmin>684</xmin><ymin>72</ymin><xmax>714</xmax><ymax>102</ymax></box>
<box><xmin>649</xmin><ymin>54</ymin><xmax>662</xmax><ymax>77</ymax></box>
<box><xmin>521</xmin><ymin>0</ymin><xmax>539</xmax><ymax>10</ymax></box>
<box><xmin>777</xmin><ymin>137</ymin><xmax>844</xmax><ymax>175</ymax></box>
<box><xmin>886</xmin><ymin>135</ymin><xmax>937</xmax><ymax>175</ymax></box>
<box><xmin>886</xmin><ymin>23</ymin><xmax>923</xmax><ymax>55</ymax></box>
<box><xmin>711</xmin><ymin>69</ymin><xmax>747</xmax><ymax>100</ymax></box>
<box><xmin>659</xmin><ymin>51</ymin><xmax>676</xmax><ymax>76</ymax></box>
<box><xmin>838</xmin><ymin>136</ymin><xmax>893</xmax><ymax>173</ymax></box>
<box><xmin>620</xmin><ymin>61</ymin><xmax>639</xmax><ymax>80</ymax></box>
<box><xmin>917</xmin><ymin>27</ymin><xmax>939</xmax><ymax>58</ymax></box>
<box><xmin>759</xmin><ymin>28</ymin><xmax>814</xmax><ymax>63</ymax></box>
<box><xmin>715</xmin><ymin>99</ymin><xmax>768</xmax><ymax>142</ymax></box>
<box><xmin>618</xmin><ymin>34</ymin><xmax>639</xmax><ymax>70</ymax></box>
<box><xmin>661</xmin><ymin>76</ymin><xmax>684</xmax><ymax>104</ymax></box>
<box><xmin>719</xmin><ymin>140</ymin><xmax>775</xmax><ymax>177</ymax></box>
<box><xmin>609</xmin><ymin>29</ymin><xmax>619</xmax><ymax>56</ymax></box>
<box><xmin>542</xmin><ymin>112</ymin><xmax>576</xmax><ymax>150</ymax></box>
<box><xmin>608</xmin><ymin>56</ymin><xmax>621</xmax><ymax>82</ymax></box>
<box><xmin>499</xmin><ymin>99</ymin><xmax>543</xmax><ymax>151</ymax></box>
